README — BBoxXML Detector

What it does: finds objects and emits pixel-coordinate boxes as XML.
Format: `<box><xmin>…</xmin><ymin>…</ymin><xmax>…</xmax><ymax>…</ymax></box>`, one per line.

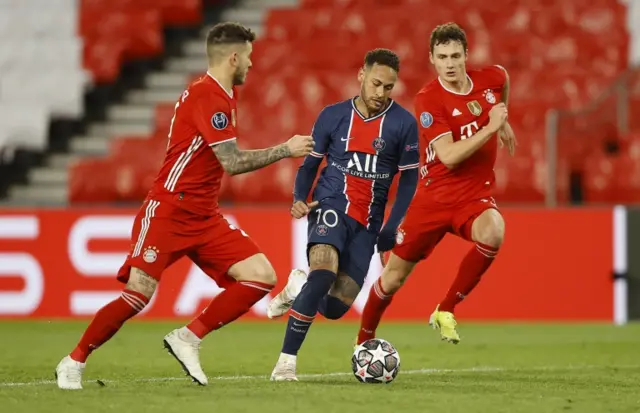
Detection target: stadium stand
<box><xmin>0</xmin><ymin>0</ymin><xmax>635</xmax><ymax>205</ymax></box>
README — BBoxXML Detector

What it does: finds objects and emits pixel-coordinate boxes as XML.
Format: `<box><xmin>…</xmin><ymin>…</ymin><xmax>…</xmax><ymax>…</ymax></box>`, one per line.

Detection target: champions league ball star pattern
<box><xmin>351</xmin><ymin>338</ymin><xmax>400</xmax><ymax>384</ymax></box>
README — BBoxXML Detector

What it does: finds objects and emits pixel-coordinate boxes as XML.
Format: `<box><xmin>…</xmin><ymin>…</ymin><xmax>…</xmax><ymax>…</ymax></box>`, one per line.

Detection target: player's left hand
<box><xmin>498</xmin><ymin>121</ymin><xmax>517</xmax><ymax>156</ymax></box>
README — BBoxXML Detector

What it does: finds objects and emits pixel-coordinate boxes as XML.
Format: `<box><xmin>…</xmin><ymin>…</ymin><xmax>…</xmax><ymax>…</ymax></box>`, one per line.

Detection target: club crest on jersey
<box><xmin>483</xmin><ymin>89</ymin><xmax>496</xmax><ymax>104</ymax></box>
<box><xmin>420</xmin><ymin>112</ymin><xmax>433</xmax><ymax>128</ymax></box>
<box><xmin>143</xmin><ymin>246</ymin><xmax>159</xmax><ymax>263</ymax></box>
<box><xmin>467</xmin><ymin>100</ymin><xmax>483</xmax><ymax>116</ymax></box>
<box><xmin>211</xmin><ymin>112</ymin><xmax>229</xmax><ymax>130</ymax></box>
<box><xmin>372</xmin><ymin>137</ymin><xmax>386</xmax><ymax>152</ymax></box>
<box><xmin>396</xmin><ymin>228</ymin><xmax>405</xmax><ymax>245</ymax></box>
<box><xmin>316</xmin><ymin>224</ymin><xmax>329</xmax><ymax>236</ymax></box>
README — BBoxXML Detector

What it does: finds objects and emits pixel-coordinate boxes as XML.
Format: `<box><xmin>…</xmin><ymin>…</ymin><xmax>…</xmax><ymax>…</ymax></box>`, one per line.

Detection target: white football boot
<box><xmin>55</xmin><ymin>355</ymin><xmax>85</xmax><ymax>390</ymax></box>
<box><xmin>270</xmin><ymin>353</ymin><xmax>298</xmax><ymax>381</ymax></box>
<box><xmin>267</xmin><ymin>269</ymin><xmax>308</xmax><ymax>319</ymax></box>
<box><xmin>163</xmin><ymin>327</ymin><xmax>208</xmax><ymax>385</ymax></box>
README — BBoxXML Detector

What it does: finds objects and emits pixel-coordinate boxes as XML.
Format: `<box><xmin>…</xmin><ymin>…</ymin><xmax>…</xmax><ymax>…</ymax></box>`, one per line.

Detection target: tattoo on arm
<box><xmin>212</xmin><ymin>139</ymin><xmax>291</xmax><ymax>175</ymax></box>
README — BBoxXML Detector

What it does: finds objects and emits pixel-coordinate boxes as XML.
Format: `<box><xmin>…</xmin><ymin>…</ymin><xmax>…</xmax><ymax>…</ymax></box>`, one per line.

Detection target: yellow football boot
<box><xmin>429</xmin><ymin>305</ymin><xmax>460</xmax><ymax>344</ymax></box>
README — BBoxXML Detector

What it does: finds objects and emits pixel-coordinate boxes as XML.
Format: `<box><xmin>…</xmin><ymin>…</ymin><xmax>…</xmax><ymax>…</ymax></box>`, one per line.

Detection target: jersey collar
<box><xmin>351</xmin><ymin>97</ymin><xmax>394</xmax><ymax>122</ymax></box>
<box><xmin>207</xmin><ymin>72</ymin><xmax>234</xmax><ymax>99</ymax></box>
<box><xmin>438</xmin><ymin>74</ymin><xmax>474</xmax><ymax>96</ymax></box>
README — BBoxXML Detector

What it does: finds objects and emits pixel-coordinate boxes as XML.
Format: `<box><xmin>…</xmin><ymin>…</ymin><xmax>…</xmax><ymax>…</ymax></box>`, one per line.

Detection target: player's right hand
<box><xmin>290</xmin><ymin>200</ymin><xmax>319</xmax><ymax>219</ymax></box>
<box><xmin>488</xmin><ymin>103</ymin><xmax>508</xmax><ymax>133</ymax></box>
<box><xmin>286</xmin><ymin>135</ymin><xmax>315</xmax><ymax>158</ymax></box>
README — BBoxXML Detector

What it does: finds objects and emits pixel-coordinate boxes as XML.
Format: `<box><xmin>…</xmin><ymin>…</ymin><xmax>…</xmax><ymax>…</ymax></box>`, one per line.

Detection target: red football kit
<box><xmin>393</xmin><ymin>66</ymin><xmax>507</xmax><ymax>262</ymax></box>
<box><xmin>117</xmin><ymin>73</ymin><xmax>260</xmax><ymax>287</ymax></box>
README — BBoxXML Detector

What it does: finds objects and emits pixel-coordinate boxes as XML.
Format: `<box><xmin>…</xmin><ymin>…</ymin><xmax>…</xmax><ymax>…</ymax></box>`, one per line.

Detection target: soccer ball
<box><xmin>351</xmin><ymin>338</ymin><xmax>400</xmax><ymax>384</ymax></box>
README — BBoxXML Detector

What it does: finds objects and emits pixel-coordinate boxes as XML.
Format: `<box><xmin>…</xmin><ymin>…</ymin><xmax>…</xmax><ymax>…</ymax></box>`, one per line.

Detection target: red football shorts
<box><xmin>393</xmin><ymin>196</ymin><xmax>498</xmax><ymax>263</ymax></box>
<box><xmin>116</xmin><ymin>199</ymin><xmax>261</xmax><ymax>288</ymax></box>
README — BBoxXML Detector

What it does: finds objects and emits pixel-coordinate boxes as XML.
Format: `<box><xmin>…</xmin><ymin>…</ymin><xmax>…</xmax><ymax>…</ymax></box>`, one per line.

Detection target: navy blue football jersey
<box><xmin>305</xmin><ymin>98</ymin><xmax>419</xmax><ymax>233</ymax></box>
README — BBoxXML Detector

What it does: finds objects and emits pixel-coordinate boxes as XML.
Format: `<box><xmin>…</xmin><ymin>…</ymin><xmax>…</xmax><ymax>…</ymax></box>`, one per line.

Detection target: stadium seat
<box><xmin>67</xmin><ymin>0</ymin><xmax>633</xmax><ymax>205</ymax></box>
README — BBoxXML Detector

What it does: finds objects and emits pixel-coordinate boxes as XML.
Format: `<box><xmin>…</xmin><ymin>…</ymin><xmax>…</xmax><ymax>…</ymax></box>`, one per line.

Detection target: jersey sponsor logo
<box><xmin>484</xmin><ymin>89</ymin><xmax>496</xmax><ymax>104</ymax></box>
<box><xmin>332</xmin><ymin>153</ymin><xmax>391</xmax><ymax>180</ymax></box>
<box><xmin>372</xmin><ymin>137</ymin><xmax>386</xmax><ymax>152</ymax></box>
<box><xmin>211</xmin><ymin>112</ymin><xmax>229</xmax><ymax>130</ymax></box>
<box><xmin>420</xmin><ymin>112</ymin><xmax>433</xmax><ymax>128</ymax></box>
<box><xmin>460</xmin><ymin>121</ymin><xmax>479</xmax><ymax>140</ymax></box>
<box><xmin>467</xmin><ymin>101</ymin><xmax>483</xmax><ymax>116</ymax></box>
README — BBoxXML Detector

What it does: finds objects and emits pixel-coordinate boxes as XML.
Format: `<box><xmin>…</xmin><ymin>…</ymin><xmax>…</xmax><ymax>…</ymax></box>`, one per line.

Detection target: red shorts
<box><xmin>116</xmin><ymin>199</ymin><xmax>261</xmax><ymax>288</ymax></box>
<box><xmin>393</xmin><ymin>197</ymin><xmax>498</xmax><ymax>263</ymax></box>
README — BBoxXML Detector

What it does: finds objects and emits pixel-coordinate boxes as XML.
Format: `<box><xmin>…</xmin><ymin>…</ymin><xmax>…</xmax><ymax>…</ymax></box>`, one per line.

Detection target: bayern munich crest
<box><xmin>484</xmin><ymin>89</ymin><xmax>496</xmax><ymax>104</ymax></box>
<box><xmin>143</xmin><ymin>246</ymin><xmax>159</xmax><ymax>263</ymax></box>
<box><xmin>396</xmin><ymin>229</ymin><xmax>405</xmax><ymax>245</ymax></box>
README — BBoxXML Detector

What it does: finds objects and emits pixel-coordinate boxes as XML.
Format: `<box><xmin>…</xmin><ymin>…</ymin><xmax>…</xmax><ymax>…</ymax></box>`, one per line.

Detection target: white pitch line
<box><xmin>2</xmin><ymin>364</ymin><xmax>638</xmax><ymax>388</ymax></box>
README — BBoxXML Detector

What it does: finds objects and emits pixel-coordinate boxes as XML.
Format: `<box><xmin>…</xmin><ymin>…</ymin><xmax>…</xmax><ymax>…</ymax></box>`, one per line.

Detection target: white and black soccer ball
<box><xmin>351</xmin><ymin>338</ymin><xmax>400</xmax><ymax>384</ymax></box>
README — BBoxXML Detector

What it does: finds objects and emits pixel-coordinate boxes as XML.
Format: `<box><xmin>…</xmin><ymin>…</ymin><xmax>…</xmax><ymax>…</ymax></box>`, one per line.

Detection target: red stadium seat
<box><xmin>70</xmin><ymin>0</ymin><xmax>632</xmax><ymax>205</ymax></box>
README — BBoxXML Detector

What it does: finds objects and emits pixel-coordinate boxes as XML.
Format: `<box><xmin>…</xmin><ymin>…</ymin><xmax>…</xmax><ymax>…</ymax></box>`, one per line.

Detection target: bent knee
<box><xmin>309</xmin><ymin>244</ymin><xmax>339</xmax><ymax>272</ymax></box>
<box><xmin>125</xmin><ymin>267</ymin><xmax>158</xmax><ymax>299</ymax></box>
<box><xmin>476</xmin><ymin>220</ymin><xmax>505</xmax><ymax>248</ymax></box>
<box><xmin>247</xmin><ymin>257</ymin><xmax>278</xmax><ymax>285</ymax></box>
<box><xmin>249</xmin><ymin>262</ymin><xmax>277</xmax><ymax>285</ymax></box>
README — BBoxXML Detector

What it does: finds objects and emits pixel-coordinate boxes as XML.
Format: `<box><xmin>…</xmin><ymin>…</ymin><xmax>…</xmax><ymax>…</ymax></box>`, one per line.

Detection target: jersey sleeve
<box><xmin>398</xmin><ymin>117</ymin><xmax>420</xmax><ymax>171</ymax></box>
<box><xmin>192</xmin><ymin>92</ymin><xmax>237</xmax><ymax>146</ymax></box>
<box><xmin>483</xmin><ymin>65</ymin><xmax>508</xmax><ymax>88</ymax></box>
<box><xmin>415</xmin><ymin>92</ymin><xmax>451</xmax><ymax>147</ymax></box>
<box><xmin>308</xmin><ymin>106</ymin><xmax>333</xmax><ymax>159</ymax></box>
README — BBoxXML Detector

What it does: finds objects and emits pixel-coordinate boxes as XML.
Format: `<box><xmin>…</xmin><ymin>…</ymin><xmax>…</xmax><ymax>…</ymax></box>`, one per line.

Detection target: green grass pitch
<box><xmin>1</xmin><ymin>321</ymin><xmax>639</xmax><ymax>412</ymax></box>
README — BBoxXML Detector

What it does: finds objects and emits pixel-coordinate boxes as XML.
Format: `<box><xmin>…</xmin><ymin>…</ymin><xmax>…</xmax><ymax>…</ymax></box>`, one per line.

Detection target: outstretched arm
<box><xmin>211</xmin><ymin>139</ymin><xmax>291</xmax><ymax>176</ymax></box>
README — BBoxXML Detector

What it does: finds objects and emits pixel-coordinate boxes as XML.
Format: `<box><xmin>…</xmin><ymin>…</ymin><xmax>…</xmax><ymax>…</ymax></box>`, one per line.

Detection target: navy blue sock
<box><xmin>281</xmin><ymin>269</ymin><xmax>336</xmax><ymax>355</ymax></box>
<box><xmin>318</xmin><ymin>295</ymin><xmax>352</xmax><ymax>320</ymax></box>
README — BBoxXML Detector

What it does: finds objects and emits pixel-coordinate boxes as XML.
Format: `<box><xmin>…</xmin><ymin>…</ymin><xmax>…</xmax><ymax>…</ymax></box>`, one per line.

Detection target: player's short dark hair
<box><xmin>430</xmin><ymin>22</ymin><xmax>468</xmax><ymax>54</ymax></box>
<box><xmin>206</xmin><ymin>22</ymin><xmax>256</xmax><ymax>49</ymax></box>
<box><xmin>364</xmin><ymin>49</ymin><xmax>400</xmax><ymax>73</ymax></box>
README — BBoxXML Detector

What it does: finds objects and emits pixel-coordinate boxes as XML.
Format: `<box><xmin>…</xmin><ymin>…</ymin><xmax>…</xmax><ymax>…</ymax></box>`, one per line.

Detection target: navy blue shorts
<box><xmin>306</xmin><ymin>206</ymin><xmax>377</xmax><ymax>288</ymax></box>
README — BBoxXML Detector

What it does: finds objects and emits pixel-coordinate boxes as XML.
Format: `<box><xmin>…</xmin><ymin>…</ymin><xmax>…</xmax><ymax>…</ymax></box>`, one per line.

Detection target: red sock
<box><xmin>357</xmin><ymin>277</ymin><xmax>394</xmax><ymax>345</ymax></box>
<box><xmin>439</xmin><ymin>243</ymin><xmax>498</xmax><ymax>313</ymax></box>
<box><xmin>187</xmin><ymin>281</ymin><xmax>273</xmax><ymax>339</ymax></box>
<box><xmin>69</xmin><ymin>289</ymin><xmax>149</xmax><ymax>363</ymax></box>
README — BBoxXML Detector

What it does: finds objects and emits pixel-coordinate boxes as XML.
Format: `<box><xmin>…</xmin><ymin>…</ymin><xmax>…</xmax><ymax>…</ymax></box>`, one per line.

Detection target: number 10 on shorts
<box><xmin>315</xmin><ymin>208</ymin><xmax>339</xmax><ymax>228</ymax></box>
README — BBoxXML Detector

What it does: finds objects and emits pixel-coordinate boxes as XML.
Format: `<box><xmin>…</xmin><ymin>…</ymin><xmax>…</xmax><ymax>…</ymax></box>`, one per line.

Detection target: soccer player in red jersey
<box><xmin>356</xmin><ymin>22</ymin><xmax>516</xmax><ymax>345</ymax></box>
<box><xmin>55</xmin><ymin>22</ymin><xmax>314</xmax><ymax>390</ymax></box>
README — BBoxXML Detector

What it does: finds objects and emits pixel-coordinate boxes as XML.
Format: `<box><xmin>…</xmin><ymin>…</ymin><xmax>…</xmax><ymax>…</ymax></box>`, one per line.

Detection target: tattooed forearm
<box><xmin>212</xmin><ymin>140</ymin><xmax>291</xmax><ymax>175</ymax></box>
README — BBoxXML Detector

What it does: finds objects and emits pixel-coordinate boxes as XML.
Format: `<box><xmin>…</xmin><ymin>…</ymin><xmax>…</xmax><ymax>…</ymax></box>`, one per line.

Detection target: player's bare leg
<box><xmin>433</xmin><ymin>208</ymin><xmax>505</xmax><ymax>343</ymax></box>
<box><xmin>165</xmin><ymin>253</ymin><xmax>276</xmax><ymax>385</ymax></box>
<box><xmin>357</xmin><ymin>253</ymin><xmax>416</xmax><ymax>345</ymax></box>
<box><xmin>56</xmin><ymin>268</ymin><xmax>157</xmax><ymax>390</ymax></box>
<box><xmin>267</xmin><ymin>269</ymin><xmax>308</xmax><ymax>319</ymax></box>
<box><xmin>271</xmin><ymin>244</ymin><xmax>339</xmax><ymax>381</ymax></box>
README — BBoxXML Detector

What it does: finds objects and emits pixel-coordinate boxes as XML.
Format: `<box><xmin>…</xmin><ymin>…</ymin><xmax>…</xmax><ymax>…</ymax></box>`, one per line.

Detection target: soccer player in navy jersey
<box><xmin>266</xmin><ymin>49</ymin><xmax>420</xmax><ymax>381</ymax></box>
